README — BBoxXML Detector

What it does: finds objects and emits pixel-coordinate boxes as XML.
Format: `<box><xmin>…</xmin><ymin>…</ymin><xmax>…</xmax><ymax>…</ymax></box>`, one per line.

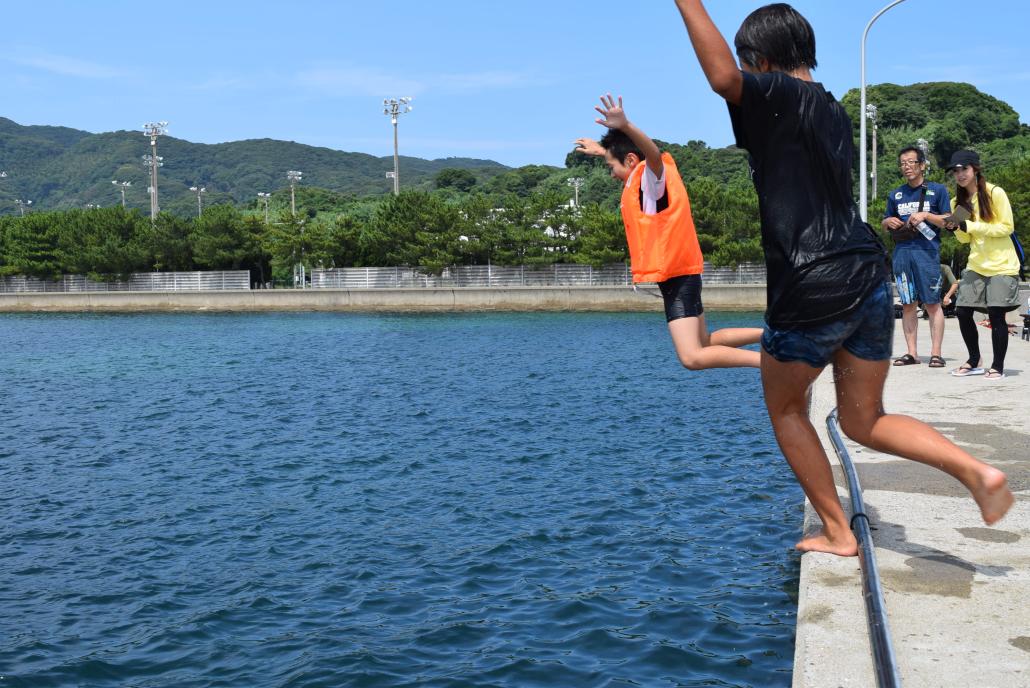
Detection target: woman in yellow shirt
<box><xmin>942</xmin><ymin>150</ymin><xmax>1021</xmax><ymax>379</ymax></box>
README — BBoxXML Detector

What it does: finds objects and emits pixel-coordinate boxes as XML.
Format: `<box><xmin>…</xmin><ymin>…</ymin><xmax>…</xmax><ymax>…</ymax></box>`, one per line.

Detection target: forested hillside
<box><xmin>1</xmin><ymin>81</ymin><xmax>1027</xmax><ymax>283</ymax></box>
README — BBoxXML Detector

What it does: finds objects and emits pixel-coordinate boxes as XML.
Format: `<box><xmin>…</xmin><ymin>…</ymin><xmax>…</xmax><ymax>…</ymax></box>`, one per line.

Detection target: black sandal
<box><xmin>892</xmin><ymin>354</ymin><xmax>920</xmax><ymax>366</ymax></box>
<box><xmin>928</xmin><ymin>355</ymin><xmax>946</xmax><ymax>368</ymax></box>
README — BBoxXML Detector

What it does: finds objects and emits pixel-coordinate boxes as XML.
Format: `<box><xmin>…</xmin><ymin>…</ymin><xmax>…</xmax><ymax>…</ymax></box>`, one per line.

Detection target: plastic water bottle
<box><xmin>916</xmin><ymin>221</ymin><xmax>936</xmax><ymax>240</ymax></box>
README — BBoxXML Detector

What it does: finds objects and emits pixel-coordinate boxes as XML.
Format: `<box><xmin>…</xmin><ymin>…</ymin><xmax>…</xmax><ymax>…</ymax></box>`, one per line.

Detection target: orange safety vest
<box><xmin>620</xmin><ymin>152</ymin><xmax>703</xmax><ymax>283</ymax></box>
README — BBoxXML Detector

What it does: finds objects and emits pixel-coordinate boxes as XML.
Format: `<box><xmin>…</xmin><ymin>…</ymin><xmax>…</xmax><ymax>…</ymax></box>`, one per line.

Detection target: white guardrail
<box><xmin>0</xmin><ymin>271</ymin><xmax>251</xmax><ymax>293</ymax></box>
<box><xmin>0</xmin><ymin>263</ymin><xmax>767</xmax><ymax>293</ymax></box>
<box><xmin>311</xmin><ymin>263</ymin><xmax>767</xmax><ymax>289</ymax></box>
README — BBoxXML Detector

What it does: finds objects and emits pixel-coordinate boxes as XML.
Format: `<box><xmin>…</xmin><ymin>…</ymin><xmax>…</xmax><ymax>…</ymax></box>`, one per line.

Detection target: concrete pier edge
<box><xmin>793</xmin><ymin>313</ymin><xmax>1030</xmax><ymax>688</ymax></box>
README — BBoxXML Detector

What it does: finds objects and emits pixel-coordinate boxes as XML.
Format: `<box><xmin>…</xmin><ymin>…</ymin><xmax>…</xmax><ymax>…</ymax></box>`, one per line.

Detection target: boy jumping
<box><xmin>674</xmin><ymin>0</ymin><xmax>1012</xmax><ymax>555</ymax></box>
<box><xmin>576</xmin><ymin>94</ymin><xmax>762</xmax><ymax>370</ymax></box>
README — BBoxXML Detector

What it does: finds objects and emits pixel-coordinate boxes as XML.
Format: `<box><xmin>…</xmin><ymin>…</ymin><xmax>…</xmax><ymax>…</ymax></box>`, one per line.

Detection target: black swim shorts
<box><xmin>657</xmin><ymin>273</ymin><xmax>704</xmax><ymax>322</ymax></box>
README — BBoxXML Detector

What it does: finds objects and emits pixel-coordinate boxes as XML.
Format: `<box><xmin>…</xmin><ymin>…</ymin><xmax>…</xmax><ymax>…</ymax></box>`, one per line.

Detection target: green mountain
<box><xmin>0</xmin><ymin>117</ymin><xmax>511</xmax><ymax>215</ymax></box>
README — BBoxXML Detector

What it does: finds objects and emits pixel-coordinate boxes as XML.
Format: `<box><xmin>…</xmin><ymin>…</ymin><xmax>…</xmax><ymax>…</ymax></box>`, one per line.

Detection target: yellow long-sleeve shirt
<box><xmin>952</xmin><ymin>183</ymin><xmax>1020</xmax><ymax>276</ymax></box>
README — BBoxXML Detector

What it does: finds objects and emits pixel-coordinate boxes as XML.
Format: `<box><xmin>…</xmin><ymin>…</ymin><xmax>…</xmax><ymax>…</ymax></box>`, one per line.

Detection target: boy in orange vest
<box><xmin>576</xmin><ymin>94</ymin><xmax>761</xmax><ymax>370</ymax></box>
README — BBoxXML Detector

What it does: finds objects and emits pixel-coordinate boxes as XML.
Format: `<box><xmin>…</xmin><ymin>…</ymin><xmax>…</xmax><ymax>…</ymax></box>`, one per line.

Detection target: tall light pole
<box><xmin>112</xmin><ymin>180</ymin><xmax>132</xmax><ymax>208</ymax></box>
<box><xmin>567</xmin><ymin>177</ymin><xmax>583</xmax><ymax>207</ymax></box>
<box><xmin>860</xmin><ymin>1</ymin><xmax>907</xmax><ymax>221</ymax></box>
<box><xmin>286</xmin><ymin>170</ymin><xmax>302</xmax><ymax>216</ymax></box>
<box><xmin>16</xmin><ymin>199</ymin><xmax>32</xmax><ymax>216</ymax></box>
<box><xmin>866</xmin><ymin>104</ymin><xmax>878</xmax><ymax>200</ymax></box>
<box><xmin>257</xmin><ymin>192</ymin><xmax>271</xmax><ymax>223</ymax></box>
<box><xmin>383</xmin><ymin>97</ymin><xmax>413</xmax><ymax>195</ymax></box>
<box><xmin>189</xmin><ymin>185</ymin><xmax>206</xmax><ymax>217</ymax></box>
<box><xmin>143</xmin><ymin>121</ymin><xmax>168</xmax><ymax>222</ymax></box>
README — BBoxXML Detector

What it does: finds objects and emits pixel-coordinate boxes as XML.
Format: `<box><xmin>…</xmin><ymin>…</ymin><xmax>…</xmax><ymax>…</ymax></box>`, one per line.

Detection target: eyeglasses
<box><xmin>898</xmin><ymin>160</ymin><xmax>922</xmax><ymax>168</ymax></box>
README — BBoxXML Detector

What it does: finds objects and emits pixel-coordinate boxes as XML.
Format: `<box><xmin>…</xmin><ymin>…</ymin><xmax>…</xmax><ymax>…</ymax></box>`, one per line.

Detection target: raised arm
<box><xmin>595</xmin><ymin>94</ymin><xmax>664</xmax><ymax>177</ymax></box>
<box><xmin>674</xmin><ymin>0</ymin><xmax>742</xmax><ymax>104</ymax></box>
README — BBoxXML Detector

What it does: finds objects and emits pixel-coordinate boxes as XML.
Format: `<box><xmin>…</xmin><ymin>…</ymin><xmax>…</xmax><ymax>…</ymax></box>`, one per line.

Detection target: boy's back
<box><xmin>729</xmin><ymin>70</ymin><xmax>887</xmax><ymax>329</ymax></box>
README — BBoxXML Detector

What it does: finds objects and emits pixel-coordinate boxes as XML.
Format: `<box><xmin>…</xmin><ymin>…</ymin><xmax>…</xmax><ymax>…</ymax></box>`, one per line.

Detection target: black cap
<box><xmin>946</xmin><ymin>150</ymin><xmax>980</xmax><ymax>169</ymax></box>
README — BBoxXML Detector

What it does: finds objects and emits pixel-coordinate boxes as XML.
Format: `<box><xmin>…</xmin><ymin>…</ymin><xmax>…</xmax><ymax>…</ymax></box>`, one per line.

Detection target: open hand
<box><xmin>595</xmin><ymin>94</ymin><xmax>627</xmax><ymax>130</ymax></box>
<box><xmin>574</xmin><ymin>137</ymin><xmax>605</xmax><ymax>157</ymax></box>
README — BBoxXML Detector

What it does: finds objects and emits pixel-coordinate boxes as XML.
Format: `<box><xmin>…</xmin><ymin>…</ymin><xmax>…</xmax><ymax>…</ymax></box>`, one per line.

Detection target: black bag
<box><xmin>890</xmin><ymin>185</ymin><xmax>927</xmax><ymax>243</ymax></box>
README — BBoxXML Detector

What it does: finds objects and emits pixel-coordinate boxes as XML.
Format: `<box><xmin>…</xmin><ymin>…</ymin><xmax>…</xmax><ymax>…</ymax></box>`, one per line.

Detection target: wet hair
<box><xmin>599</xmin><ymin>129</ymin><xmax>641</xmax><ymax>165</ymax></box>
<box><xmin>734</xmin><ymin>3</ymin><xmax>817</xmax><ymax>72</ymax></box>
<box><xmin>956</xmin><ymin>164</ymin><xmax>995</xmax><ymax>222</ymax></box>
<box><xmin>898</xmin><ymin>146</ymin><xmax>925</xmax><ymax>164</ymax></box>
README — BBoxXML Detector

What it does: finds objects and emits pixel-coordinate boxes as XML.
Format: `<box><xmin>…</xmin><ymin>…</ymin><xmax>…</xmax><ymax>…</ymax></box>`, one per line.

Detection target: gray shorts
<box><xmin>956</xmin><ymin>270</ymin><xmax>1021</xmax><ymax>312</ymax></box>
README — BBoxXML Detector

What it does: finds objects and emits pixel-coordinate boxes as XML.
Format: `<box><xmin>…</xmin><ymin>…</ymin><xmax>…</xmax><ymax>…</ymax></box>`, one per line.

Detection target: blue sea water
<box><xmin>0</xmin><ymin>311</ymin><xmax>801</xmax><ymax>688</ymax></box>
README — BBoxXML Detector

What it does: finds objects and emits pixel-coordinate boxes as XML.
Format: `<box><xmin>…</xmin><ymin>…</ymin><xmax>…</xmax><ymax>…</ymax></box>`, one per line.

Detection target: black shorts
<box><xmin>658</xmin><ymin>273</ymin><xmax>704</xmax><ymax>322</ymax></box>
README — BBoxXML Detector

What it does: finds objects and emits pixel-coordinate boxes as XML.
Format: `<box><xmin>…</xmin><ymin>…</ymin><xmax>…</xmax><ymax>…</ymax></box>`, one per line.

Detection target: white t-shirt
<box><xmin>637</xmin><ymin>163</ymin><xmax>667</xmax><ymax>216</ymax></box>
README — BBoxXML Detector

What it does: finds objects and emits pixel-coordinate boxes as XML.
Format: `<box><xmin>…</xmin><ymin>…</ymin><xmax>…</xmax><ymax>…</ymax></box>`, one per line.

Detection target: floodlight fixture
<box><xmin>257</xmin><ymin>192</ymin><xmax>272</xmax><ymax>223</ymax></box>
<box><xmin>142</xmin><ymin>120</ymin><xmax>169</xmax><ymax>221</ymax></box>
<box><xmin>190</xmin><ymin>185</ymin><xmax>207</xmax><ymax>217</ymax></box>
<box><xmin>112</xmin><ymin>180</ymin><xmax>132</xmax><ymax>207</ymax></box>
<box><xmin>287</xmin><ymin>170</ymin><xmax>303</xmax><ymax>216</ymax></box>
<box><xmin>383</xmin><ymin>97</ymin><xmax>414</xmax><ymax>195</ymax></box>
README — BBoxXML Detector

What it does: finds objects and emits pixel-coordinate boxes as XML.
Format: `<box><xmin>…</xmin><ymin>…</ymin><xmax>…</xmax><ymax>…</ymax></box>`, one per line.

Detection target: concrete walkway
<box><xmin>793</xmin><ymin>312</ymin><xmax>1030</xmax><ymax>688</ymax></box>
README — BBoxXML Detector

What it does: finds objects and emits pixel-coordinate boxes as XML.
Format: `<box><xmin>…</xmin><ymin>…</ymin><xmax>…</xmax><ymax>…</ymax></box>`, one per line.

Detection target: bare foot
<box><xmin>972</xmin><ymin>467</ymin><xmax>1014</xmax><ymax>525</ymax></box>
<box><xmin>796</xmin><ymin>529</ymin><xmax>859</xmax><ymax>557</ymax></box>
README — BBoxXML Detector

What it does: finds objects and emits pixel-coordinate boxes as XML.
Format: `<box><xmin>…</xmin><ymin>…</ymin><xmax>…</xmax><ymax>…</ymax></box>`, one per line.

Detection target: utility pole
<box><xmin>143</xmin><ymin>121</ymin><xmax>168</xmax><ymax>223</ymax></box>
<box><xmin>189</xmin><ymin>185</ymin><xmax>206</xmax><ymax>217</ymax></box>
<box><xmin>866</xmin><ymin>104</ymin><xmax>878</xmax><ymax>200</ymax></box>
<box><xmin>287</xmin><ymin>170</ymin><xmax>302</xmax><ymax>216</ymax></box>
<box><xmin>382</xmin><ymin>97</ymin><xmax>413</xmax><ymax>195</ymax></box>
<box><xmin>567</xmin><ymin>177</ymin><xmax>583</xmax><ymax>207</ymax></box>
<box><xmin>112</xmin><ymin>180</ymin><xmax>132</xmax><ymax>208</ymax></box>
<box><xmin>257</xmin><ymin>192</ymin><xmax>271</xmax><ymax>223</ymax></box>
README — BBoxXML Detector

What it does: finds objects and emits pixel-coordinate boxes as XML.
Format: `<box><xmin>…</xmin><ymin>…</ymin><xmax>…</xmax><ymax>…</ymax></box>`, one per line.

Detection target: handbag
<box><xmin>890</xmin><ymin>185</ymin><xmax>927</xmax><ymax>243</ymax></box>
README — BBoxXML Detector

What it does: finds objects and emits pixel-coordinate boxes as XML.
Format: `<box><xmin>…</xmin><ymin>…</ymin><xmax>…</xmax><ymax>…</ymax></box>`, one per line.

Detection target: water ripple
<box><xmin>1</xmin><ymin>311</ymin><xmax>799</xmax><ymax>687</ymax></box>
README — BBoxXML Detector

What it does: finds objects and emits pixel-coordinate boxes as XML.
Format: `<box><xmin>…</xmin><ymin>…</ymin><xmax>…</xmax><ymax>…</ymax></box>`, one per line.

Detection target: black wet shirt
<box><xmin>728</xmin><ymin>71</ymin><xmax>888</xmax><ymax>328</ymax></box>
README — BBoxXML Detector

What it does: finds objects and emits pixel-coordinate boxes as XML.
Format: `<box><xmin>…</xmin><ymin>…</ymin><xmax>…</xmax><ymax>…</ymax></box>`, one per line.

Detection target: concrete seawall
<box><xmin>0</xmin><ymin>285</ymin><xmax>766</xmax><ymax>312</ymax></box>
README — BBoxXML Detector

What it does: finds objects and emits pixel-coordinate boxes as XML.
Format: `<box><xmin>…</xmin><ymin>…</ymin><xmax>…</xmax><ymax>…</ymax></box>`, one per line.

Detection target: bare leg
<box><xmin>926</xmin><ymin>302</ymin><xmax>945</xmax><ymax>358</ymax></box>
<box><xmin>760</xmin><ymin>349</ymin><xmax>858</xmax><ymax>556</ymax></box>
<box><xmin>901</xmin><ymin>302</ymin><xmax>919</xmax><ymax>359</ymax></box>
<box><xmin>710</xmin><ymin>326</ymin><xmax>763</xmax><ymax>348</ymax></box>
<box><xmin>668</xmin><ymin>314</ymin><xmax>760</xmax><ymax>369</ymax></box>
<box><xmin>832</xmin><ymin>348</ymin><xmax>1013</xmax><ymax>525</ymax></box>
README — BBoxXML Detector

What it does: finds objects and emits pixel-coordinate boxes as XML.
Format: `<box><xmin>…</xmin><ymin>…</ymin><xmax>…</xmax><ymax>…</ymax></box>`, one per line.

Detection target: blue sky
<box><xmin>4</xmin><ymin>1</ymin><xmax>1029</xmax><ymax>169</ymax></box>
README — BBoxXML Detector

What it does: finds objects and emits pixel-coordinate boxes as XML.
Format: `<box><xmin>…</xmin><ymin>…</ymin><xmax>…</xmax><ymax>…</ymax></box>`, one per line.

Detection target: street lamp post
<box><xmin>866</xmin><ymin>104</ymin><xmax>878</xmax><ymax>200</ymax></box>
<box><xmin>382</xmin><ymin>97</ymin><xmax>413</xmax><ymax>195</ymax></box>
<box><xmin>567</xmin><ymin>177</ymin><xmax>583</xmax><ymax>207</ymax></box>
<box><xmin>143</xmin><ymin>122</ymin><xmax>168</xmax><ymax>222</ymax></box>
<box><xmin>112</xmin><ymin>180</ymin><xmax>132</xmax><ymax>208</ymax></box>
<box><xmin>860</xmin><ymin>1</ymin><xmax>907</xmax><ymax>221</ymax></box>
<box><xmin>16</xmin><ymin>199</ymin><xmax>32</xmax><ymax>216</ymax></box>
<box><xmin>189</xmin><ymin>185</ymin><xmax>207</xmax><ymax>217</ymax></box>
<box><xmin>287</xmin><ymin>170</ymin><xmax>302</xmax><ymax>217</ymax></box>
<box><xmin>285</xmin><ymin>171</ymin><xmax>304</xmax><ymax>288</ymax></box>
<box><xmin>257</xmin><ymin>192</ymin><xmax>271</xmax><ymax>223</ymax></box>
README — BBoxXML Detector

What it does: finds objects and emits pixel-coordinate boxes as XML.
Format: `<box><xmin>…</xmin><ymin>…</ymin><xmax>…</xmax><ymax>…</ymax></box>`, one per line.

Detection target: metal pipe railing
<box><xmin>825</xmin><ymin>408</ymin><xmax>902</xmax><ymax>688</ymax></box>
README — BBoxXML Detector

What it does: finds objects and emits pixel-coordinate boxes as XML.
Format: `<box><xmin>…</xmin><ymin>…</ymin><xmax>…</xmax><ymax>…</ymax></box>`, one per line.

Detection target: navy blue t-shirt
<box><xmin>728</xmin><ymin>71</ymin><xmax>888</xmax><ymax>328</ymax></box>
<box><xmin>884</xmin><ymin>181</ymin><xmax>951</xmax><ymax>253</ymax></box>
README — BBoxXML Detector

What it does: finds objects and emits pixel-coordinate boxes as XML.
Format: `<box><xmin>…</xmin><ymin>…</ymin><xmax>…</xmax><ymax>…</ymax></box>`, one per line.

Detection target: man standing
<box><xmin>882</xmin><ymin>146</ymin><xmax>952</xmax><ymax>367</ymax></box>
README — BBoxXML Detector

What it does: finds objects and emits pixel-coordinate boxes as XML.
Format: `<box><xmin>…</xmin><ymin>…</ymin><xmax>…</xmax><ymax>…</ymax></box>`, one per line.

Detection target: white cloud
<box><xmin>13</xmin><ymin>53</ymin><xmax>131</xmax><ymax>79</ymax></box>
<box><xmin>297</xmin><ymin>65</ymin><xmax>425</xmax><ymax>97</ymax></box>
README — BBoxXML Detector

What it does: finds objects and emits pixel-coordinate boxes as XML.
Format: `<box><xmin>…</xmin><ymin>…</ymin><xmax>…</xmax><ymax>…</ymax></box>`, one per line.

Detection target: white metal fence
<box><xmin>0</xmin><ymin>271</ymin><xmax>251</xmax><ymax>293</ymax></box>
<box><xmin>311</xmin><ymin>262</ymin><xmax>766</xmax><ymax>289</ymax></box>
